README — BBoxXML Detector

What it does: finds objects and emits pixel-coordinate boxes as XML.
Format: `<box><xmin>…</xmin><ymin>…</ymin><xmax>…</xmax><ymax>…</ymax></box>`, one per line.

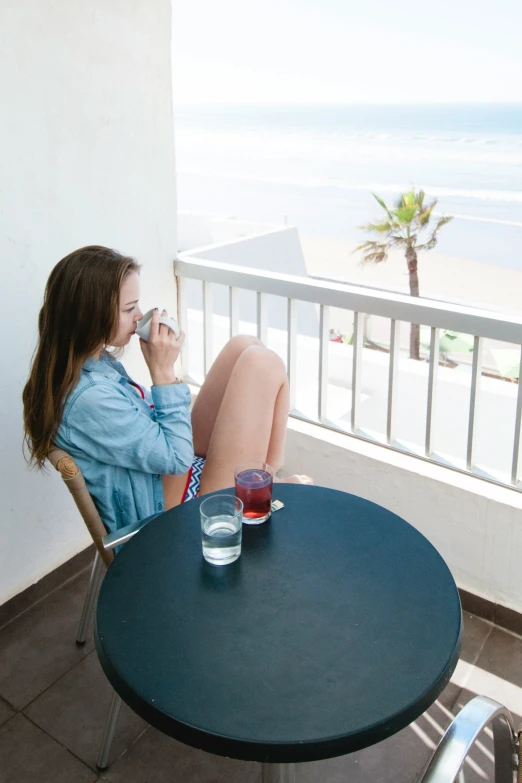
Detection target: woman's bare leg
<box><xmin>163</xmin><ymin>335</ymin><xmax>264</xmax><ymax>509</ymax></box>
<box><xmin>191</xmin><ymin>335</ymin><xmax>263</xmax><ymax>457</ymax></box>
<box><xmin>162</xmin><ymin>471</ymin><xmax>190</xmax><ymax>510</ymax></box>
<box><xmin>198</xmin><ymin>346</ymin><xmax>289</xmax><ymax>495</ymax></box>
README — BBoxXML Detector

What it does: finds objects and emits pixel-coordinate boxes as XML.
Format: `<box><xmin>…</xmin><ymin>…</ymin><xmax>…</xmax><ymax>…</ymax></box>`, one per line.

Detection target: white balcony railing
<box><xmin>175</xmin><ymin>255</ymin><xmax>522</xmax><ymax>493</ymax></box>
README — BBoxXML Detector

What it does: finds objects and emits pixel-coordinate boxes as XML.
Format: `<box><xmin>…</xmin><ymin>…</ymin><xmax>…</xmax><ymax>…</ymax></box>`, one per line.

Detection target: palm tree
<box><xmin>357</xmin><ymin>189</ymin><xmax>453</xmax><ymax>360</ymax></box>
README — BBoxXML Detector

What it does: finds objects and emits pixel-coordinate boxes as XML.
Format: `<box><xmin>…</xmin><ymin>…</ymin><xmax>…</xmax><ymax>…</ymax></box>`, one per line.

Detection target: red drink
<box><xmin>234</xmin><ymin>466</ymin><xmax>273</xmax><ymax>524</ymax></box>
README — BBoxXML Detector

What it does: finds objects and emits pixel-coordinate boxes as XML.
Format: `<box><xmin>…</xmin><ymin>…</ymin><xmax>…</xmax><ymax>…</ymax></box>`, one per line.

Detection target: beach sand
<box><xmin>301</xmin><ymin>235</ymin><xmax>522</xmax><ymax>316</ymax></box>
<box><xmin>301</xmin><ymin>235</ymin><xmax>522</xmax><ymax>369</ymax></box>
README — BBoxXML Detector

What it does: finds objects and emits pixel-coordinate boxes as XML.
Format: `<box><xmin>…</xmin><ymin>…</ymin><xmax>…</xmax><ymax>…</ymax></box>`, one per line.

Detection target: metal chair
<box><xmin>419</xmin><ymin>695</ymin><xmax>522</xmax><ymax>783</ymax></box>
<box><xmin>48</xmin><ymin>448</ymin><xmax>151</xmax><ymax>770</ymax></box>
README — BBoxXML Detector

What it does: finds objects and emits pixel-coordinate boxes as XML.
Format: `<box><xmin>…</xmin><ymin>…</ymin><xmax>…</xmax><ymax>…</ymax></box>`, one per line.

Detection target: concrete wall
<box><xmin>178</xmin><ymin>212</ymin><xmax>233</xmax><ymax>251</ymax></box>
<box><xmin>0</xmin><ymin>0</ymin><xmax>177</xmax><ymax>604</ymax></box>
<box><xmin>285</xmin><ymin>418</ymin><xmax>522</xmax><ymax>614</ymax></box>
<box><xmin>178</xmin><ymin>212</ymin><xmax>293</xmax><ymax>251</ymax></box>
<box><xmin>181</xmin><ymin>226</ymin><xmax>318</xmax><ymax>335</ymax></box>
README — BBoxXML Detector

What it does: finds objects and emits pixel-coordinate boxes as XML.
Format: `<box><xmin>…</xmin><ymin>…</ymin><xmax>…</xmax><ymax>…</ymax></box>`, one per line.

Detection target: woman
<box><xmin>23</xmin><ymin>245</ymin><xmax>308</xmax><ymax>535</ymax></box>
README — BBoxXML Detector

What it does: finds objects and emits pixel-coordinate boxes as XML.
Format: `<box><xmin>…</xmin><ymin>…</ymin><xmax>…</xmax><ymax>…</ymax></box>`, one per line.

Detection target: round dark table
<box><xmin>95</xmin><ymin>484</ymin><xmax>461</xmax><ymax>782</ymax></box>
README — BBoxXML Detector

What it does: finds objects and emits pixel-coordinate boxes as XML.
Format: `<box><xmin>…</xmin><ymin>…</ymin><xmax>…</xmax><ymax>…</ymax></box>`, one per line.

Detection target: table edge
<box><xmin>95</xmin><ymin>604</ymin><xmax>462</xmax><ymax>763</ymax></box>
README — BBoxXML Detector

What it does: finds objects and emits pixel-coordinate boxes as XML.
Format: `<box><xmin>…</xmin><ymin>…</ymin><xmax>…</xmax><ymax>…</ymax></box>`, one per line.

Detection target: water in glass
<box><xmin>202</xmin><ymin>515</ymin><xmax>242</xmax><ymax>565</ymax></box>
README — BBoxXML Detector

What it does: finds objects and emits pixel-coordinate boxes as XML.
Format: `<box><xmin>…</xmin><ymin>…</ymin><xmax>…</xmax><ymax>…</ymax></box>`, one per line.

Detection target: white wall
<box><xmin>181</xmin><ymin>227</ymin><xmax>318</xmax><ymax>335</ymax></box>
<box><xmin>0</xmin><ymin>0</ymin><xmax>177</xmax><ymax>604</ymax></box>
<box><xmin>178</xmin><ymin>212</ymin><xmax>235</xmax><ymax>250</ymax></box>
<box><xmin>182</xmin><ymin>225</ymin><xmax>309</xmax><ymax>277</ymax></box>
<box><xmin>178</xmin><ymin>212</ymin><xmax>290</xmax><ymax>251</ymax></box>
<box><xmin>285</xmin><ymin>418</ymin><xmax>522</xmax><ymax>614</ymax></box>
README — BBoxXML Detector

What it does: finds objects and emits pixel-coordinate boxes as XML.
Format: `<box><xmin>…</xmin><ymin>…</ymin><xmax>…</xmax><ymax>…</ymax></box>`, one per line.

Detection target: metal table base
<box><xmin>262</xmin><ymin>763</ymin><xmax>295</xmax><ymax>783</ymax></box>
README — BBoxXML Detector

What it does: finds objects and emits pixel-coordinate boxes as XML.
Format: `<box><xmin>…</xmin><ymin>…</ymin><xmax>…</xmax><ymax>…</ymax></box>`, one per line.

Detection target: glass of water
<box><xmin>200</xmin><ymin>494</ymin><xmax>243</xmax><ymax>566</ymax></box>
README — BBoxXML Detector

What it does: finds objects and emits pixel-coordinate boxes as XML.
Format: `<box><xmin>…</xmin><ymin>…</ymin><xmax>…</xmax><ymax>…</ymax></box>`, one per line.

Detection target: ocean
<box><xmin>174</xmin><ymin>104</ymin><xmax>522</xmax><ymax>271</ymax></box>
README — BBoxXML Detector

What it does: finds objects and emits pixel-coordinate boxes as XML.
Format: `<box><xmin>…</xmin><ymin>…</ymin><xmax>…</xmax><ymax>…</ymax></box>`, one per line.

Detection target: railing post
<box><xmin>467</xmin><ymin>336</ymin><xmax>483</xmax><ymax>472</ymax></box>
<box><xmin>387</xmin><ymin>320</ymin><xmax>401</xmax><ymax>445</ymax></box>
<box><xmin>257</xmin><ymin>292</ymin><xmax>268</xmax><ymax>344</ymax></box>
<box><xmin>511</xmin><ymin>346</ymin><xmax>522</xmax><ymax>486</ymax></box>
<box><xmin>229</xmin><ymin>286</ymin><xmax>239</xmax><ymax>339</ymax></box>
<box><xmin>287</xmin><ymin>299</ymin><xmax>297</xmax><ymax>411</ymax></box>
<box><xmin>351</xmin><ymin>312</ymin><xmax>363</xmax><ymax>434</ymax></box>
<box><xmin>425</xmin><ymin>327</ymin><xmax>440</xmax><ymax>457</ymax></box>
<box><xmin>203</xmin><ymin>281</ymin><xmax>213</xmax><ymax>377</ymax></box>
<box><xmin>318</xmin><ymin>305</ymin><xmax>329</xmax><ymax>422</ymax></box>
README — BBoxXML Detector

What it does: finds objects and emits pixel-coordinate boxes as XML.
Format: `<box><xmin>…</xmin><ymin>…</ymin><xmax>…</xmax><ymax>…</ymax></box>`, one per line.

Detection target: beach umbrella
<box><xmin>420</xmin><ymin>328</ymin><xmax>475</xmax><ymax>356</ymax></box>
<box><xmin>438</xmin><ymin>331</ymin><xmax>475</xmax><ymax>355</ymax></box>
<box><xmin>490</xmin><ymin>348</ymin><xmax>521</xmax><ymax>380</ymax></box>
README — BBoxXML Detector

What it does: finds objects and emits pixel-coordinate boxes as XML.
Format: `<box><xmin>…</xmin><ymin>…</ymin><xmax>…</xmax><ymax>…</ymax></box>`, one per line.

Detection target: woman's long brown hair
<box><xmin>23</xmin><ymin>245</ymin><xmax>140</xmax><ymax>469</ymax></box>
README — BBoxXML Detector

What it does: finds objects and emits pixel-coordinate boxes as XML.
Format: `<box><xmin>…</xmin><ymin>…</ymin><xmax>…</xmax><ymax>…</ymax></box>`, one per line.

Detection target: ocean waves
<box><xmin>176</xmin><ymin>128</ymin><xmax>522</xmax><ymax>168</ymax></box>
<box><xmin>178</xmin><ymin>167</ymin><xmax>522</xmax><ymax>214</ymax></box>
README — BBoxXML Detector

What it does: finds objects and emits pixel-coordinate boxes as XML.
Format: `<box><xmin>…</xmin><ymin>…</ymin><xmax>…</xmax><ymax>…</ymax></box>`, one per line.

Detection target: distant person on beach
<box><xmin>22</xmin><ymin>245</ymin><xmax>310</xmax><ymax>534</ymax></box>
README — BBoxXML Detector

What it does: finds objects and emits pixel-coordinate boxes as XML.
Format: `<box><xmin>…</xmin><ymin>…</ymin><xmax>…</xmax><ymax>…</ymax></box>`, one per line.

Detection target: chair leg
<box><xmin>96</xmin><ymin>690</ymin><xmax>122</xmax><ymax>770</ymax></box>
<box><xmin>76</xmin><ymin>550</ymin><xmax>103</xmax><ymax>645</ymax></box>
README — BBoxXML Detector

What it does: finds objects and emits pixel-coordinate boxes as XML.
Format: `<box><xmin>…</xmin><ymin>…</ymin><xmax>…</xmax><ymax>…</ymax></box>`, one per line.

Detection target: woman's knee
<box><xmin>213</xmin><ymin>335</ymin><xmax>264</xmax><ymax>370</ymax></box>
<box><xmin>226</xmin><ymin>334</ymin><xmax>264</xmax><ymax>353</ymax></box>
<box><xmin>237</xmin><ymin>345</ymin><xmax>287</xmax><ymax>381</ymax></box>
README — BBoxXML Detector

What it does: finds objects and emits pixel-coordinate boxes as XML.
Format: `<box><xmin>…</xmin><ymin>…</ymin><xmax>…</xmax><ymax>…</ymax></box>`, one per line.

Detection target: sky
<box><xmin>172</xmin><ymin>0</ymin><xmax>522</xmax><ymax>105</ymax></box>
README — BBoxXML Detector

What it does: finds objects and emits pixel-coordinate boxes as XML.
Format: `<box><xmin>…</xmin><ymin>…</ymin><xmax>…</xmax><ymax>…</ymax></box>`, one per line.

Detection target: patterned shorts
<box><xmin>182</xmin><ymin>455</ymin><xmax>205</xmax><ymax>502</ymax></box>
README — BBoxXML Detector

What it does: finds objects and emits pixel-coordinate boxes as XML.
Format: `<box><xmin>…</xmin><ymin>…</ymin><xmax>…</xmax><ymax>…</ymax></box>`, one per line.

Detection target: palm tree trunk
<box><xmin>406</xmin><ymin>246</ymin><xmax>420</xmax><ymax>360</ymax></box>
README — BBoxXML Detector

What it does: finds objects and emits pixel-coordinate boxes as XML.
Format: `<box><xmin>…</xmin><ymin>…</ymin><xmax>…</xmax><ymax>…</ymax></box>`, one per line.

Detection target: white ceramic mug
<box><xmin>136</xmin><ymin>309</ymin><xmax>181</xmax><ymax>342</ymax></box>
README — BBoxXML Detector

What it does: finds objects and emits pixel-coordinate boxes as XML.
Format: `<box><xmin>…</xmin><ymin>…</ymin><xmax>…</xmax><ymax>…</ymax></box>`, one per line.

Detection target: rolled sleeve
<box><xmin>151</xmin><ymin>381</ymin><xmax>192</xmax><ymax>410</ymax></box>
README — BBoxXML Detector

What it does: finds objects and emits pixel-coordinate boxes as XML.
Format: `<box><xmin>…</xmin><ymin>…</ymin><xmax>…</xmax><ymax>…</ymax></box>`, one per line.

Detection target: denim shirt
<box><xmin>55</xmin><ymin>354</ymin><xmax>194</xmax><ymax>535</ymax></box>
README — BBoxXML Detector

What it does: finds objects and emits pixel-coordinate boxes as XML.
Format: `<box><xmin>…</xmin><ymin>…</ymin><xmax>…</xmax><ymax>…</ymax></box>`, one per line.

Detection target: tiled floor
<box><xmin>0</xmin><ymin>566</ymin><xmax>520</xmax><ymax>783</ymax></box>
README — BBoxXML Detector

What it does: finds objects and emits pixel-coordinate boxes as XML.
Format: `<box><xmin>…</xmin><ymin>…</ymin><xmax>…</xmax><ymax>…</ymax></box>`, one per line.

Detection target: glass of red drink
<box><xmin>234</xmin><ymin>461</ymin><xmax>274</xmax><ymax>524</ymax></box>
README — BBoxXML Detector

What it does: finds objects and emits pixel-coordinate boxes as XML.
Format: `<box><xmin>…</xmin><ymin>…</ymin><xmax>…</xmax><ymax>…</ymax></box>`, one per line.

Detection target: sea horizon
<box><xmin>175</xmin><ymin>103</ymin><xmax>522</xmax><ymax>272</ymax></box>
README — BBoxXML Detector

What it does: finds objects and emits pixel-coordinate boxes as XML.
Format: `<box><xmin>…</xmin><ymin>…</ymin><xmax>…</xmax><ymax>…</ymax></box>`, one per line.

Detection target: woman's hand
<box><xmin>139</xmin><ymin>309</ymin><xmax>185</xmax><ymax>386</ymax></box>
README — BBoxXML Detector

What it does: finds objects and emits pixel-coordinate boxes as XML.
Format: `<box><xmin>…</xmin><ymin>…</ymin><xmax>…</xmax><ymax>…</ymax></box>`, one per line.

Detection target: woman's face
<box><xmin>110</xmin><ymin>271</ymin><xmax>143</xmax><ymax>347</ymax></box>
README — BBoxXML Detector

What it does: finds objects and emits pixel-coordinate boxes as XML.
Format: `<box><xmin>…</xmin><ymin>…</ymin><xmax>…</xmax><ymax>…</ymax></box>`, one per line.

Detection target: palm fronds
<box><xmin>358</xmin><ymin>189</ymin><xmax>453</xmax><ymax>256</ymax></box>
<box><xmin>356</xmin><ymin>240</ymin><xmax>389</xmax><ymax>265</ymax></box>
<box><xmin>372</xmin><ymin>193</ymin><xmax>394</xmax><ymax>220</ymax></box>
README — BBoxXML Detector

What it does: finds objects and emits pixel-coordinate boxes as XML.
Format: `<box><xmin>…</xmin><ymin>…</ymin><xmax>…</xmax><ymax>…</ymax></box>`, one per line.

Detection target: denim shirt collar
<box><xmin>82</xmin><ymin>354</ymin><xmax>128</xmax><ymax>382</ymax></box>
